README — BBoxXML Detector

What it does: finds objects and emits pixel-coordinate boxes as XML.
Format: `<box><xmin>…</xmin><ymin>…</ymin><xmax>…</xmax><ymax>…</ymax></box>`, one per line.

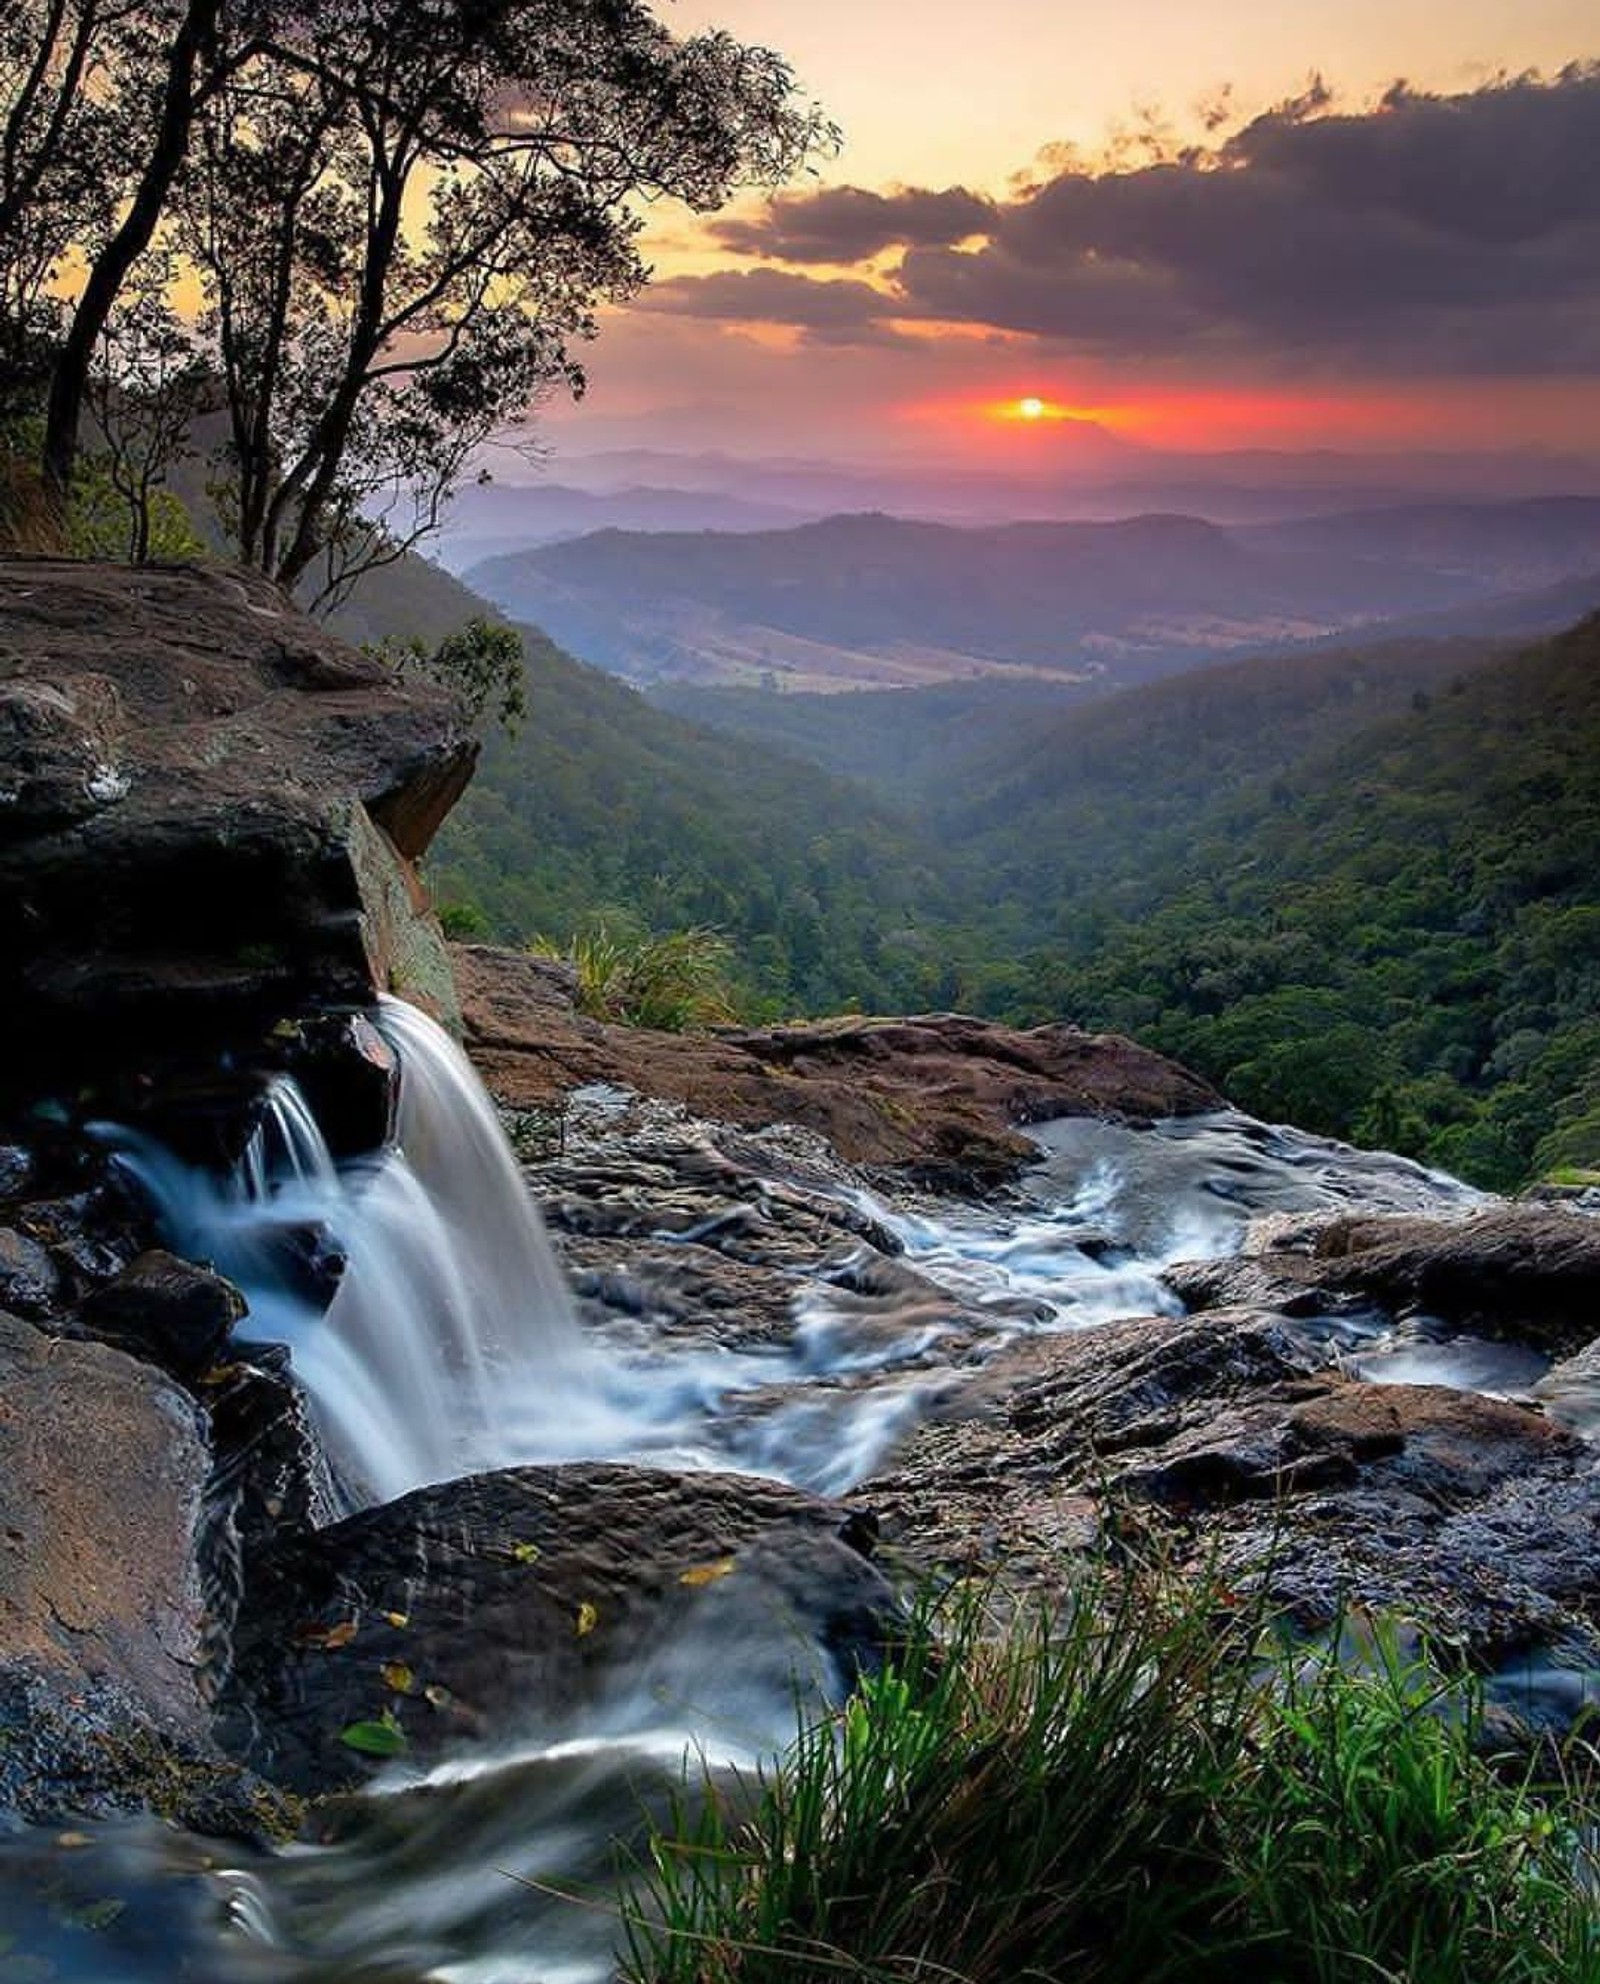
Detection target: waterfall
<box><xmin>109</xmin><ymin>997</ymin><xmax>603</xmax><ymax>1509</ymax></box>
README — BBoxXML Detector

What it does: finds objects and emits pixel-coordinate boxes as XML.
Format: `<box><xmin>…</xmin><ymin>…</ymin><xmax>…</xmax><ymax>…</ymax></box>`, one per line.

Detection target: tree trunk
<box><xmin>39</xmin><ymin>0</ymin><xmax>219</xmax><ymax>505</ymax></box>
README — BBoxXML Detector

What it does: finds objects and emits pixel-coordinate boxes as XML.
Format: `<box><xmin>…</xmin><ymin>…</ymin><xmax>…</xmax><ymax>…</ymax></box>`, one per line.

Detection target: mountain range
<box><xmin>465</xmin><ymin>499</ymin><xmax>1600</xmax><ymax>693</ymax></box>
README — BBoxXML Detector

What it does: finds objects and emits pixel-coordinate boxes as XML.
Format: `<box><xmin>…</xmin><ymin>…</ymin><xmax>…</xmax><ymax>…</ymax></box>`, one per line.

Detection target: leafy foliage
<box><xmin>533</xmin><ymin>923</ymin><xmax>739</xmax><ymax>1032</ymax></box>
<box><xmin>623</xmin><ymin>1576</ymin><xmax>1600</xmax><ymax>1984</ymax></box>
<box><xmin>381</xmin><ymin>616</ymin><xmax>527</xmax><ymax>732</ymax></box>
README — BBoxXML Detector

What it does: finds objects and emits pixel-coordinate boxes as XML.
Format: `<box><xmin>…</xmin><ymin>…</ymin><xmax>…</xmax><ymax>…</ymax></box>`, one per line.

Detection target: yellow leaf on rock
<box><xmin>678</xmin><ymin>1558</ymin><xmax>737</xmax><ymax>1588</ymax></box>
<box><xmin>381</xmin><ymin>1661</ymin><xmax>416</xmax><ymax>1696</ymax></box>
<box><xmin>385</xmin><ymin>1611</ymin><xmax>409</xmax><ymax>1629</ymax></box>
<box><xmin>510</xmin><ymin>1541</ymin><xmax>542</xmax><ymax>1564</ymax></box>
<box><xmin>575</xmin><ymin>1601</ymin><xmax>599</xmax><ymax>1638</ymax></box>
<box><xmin>297</xmin><ymin>1618</ymin><xmax>358</xmax><ymax>1651</ymax></box>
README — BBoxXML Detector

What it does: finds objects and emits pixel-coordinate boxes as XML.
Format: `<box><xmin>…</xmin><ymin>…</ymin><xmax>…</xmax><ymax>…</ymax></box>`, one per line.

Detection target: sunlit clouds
<box><xmin>544</xmin><ymin>10</ymin><xmax>1600</xmax><ymax>469</ymax></box>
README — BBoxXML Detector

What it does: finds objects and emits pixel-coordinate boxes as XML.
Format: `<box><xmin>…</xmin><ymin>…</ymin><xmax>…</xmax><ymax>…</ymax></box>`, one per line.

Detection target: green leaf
<box><xmin>339</xmin><ymin>1715</ymin><xmax>408</xmax><ymax>1757</ymax></box>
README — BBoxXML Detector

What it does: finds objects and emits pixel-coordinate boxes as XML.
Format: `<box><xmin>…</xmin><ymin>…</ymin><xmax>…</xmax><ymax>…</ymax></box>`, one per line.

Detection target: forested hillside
<box><xmin>424</xmin><ymin>624</ymin><xmax>958</xmax><ymax>1016</ymax></box>
<box><xmin>989</xmin><ymin>618</ymin><xmax>1600</xmax><ymax>1187</ymax></box>
<box><xmin>355</xmin><ymin>544</ymin><xmax>1599</xmax><ymax>1189</ymax></box>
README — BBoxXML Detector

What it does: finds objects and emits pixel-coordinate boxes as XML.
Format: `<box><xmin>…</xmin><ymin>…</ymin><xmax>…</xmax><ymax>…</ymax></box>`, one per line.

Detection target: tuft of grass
<box><xmin>619</xmin><ymin>1574</ymin><xmax>1600</xmax><ymax>1984</ymax></box>
<box><xmin>533</xmin><ymin>923</ymin><xmax>739</xmax><ymax>1033</ymax></box>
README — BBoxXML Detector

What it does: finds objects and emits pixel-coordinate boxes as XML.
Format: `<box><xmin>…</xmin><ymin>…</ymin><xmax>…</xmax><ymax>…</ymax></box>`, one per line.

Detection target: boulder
<box><xmin>0</xmin><ymin>1310</ymin><xmax>224</xmax><ymax>1814</ymax></box>
<box><xmin>221</xmin><ymin>1462</ymin><xmax>895</xmax><ymax>1794</ymax></box>
<box><xmin>77</xmin><ymin>1248</ymin><xmax>248</xmax><ymax>1379</ymax></box>
<box><xmin>0</xmin><ymin>559</ymin><xmax>476</xmax><ymax>1110</ymax></box>
<box><xmin>454</xmin><ymin>942</ymin><xmax>1221</xmax><ymax>1187</ymax></box>
<box><xmin>1169</xmin><ymin>1206</ymin><xmax>1600</xmax><ymax>1354</ymax></box>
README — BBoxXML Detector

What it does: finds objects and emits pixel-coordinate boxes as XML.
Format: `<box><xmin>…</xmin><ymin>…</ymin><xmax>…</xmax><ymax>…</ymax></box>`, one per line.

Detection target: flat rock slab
<box><xmin>222</xmin><ymin>1463</ymin><xmax>894</xmax><ymax>1794</ymax></box>
<box><xmin>860</xmin><ymin>1308</ymin><xmax>1600</xmax><ymax>1666</ymax></box>
<box><xmin>455</xmin><ymin>942</ymin><xmax>1220</xmax><ymax>1187</ymax></box>
<box><xmin>1169</xmin><ymin>1206</ymin><xmax>1600</xmax><ymax>1353</ymax></box>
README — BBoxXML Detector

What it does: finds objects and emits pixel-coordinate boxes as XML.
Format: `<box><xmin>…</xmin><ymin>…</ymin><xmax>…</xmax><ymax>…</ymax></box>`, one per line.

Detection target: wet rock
<box><xmin>199</xmin><ymin>1358</ymin><xmax>342</xmax><ymax>1681</ymax></box>
<box><xmin>860</xmin><ymin>1308</ymin><xmax>1600</xmax><ymax>1670</ymax></box>
<box><xmin>0</xmin><ymin>1143</ymin><xmax>34</xmax><ymax>1199</ymax></box>
<box><xmin>0</xmin><ymin>1226</ymin><xmax>58</xmax><ymax>1317</ymax></box>
<box><xmin>455</xmin><ymin>941</ymin><xmax>1220</xmax><ymax>1186</ymax></box>
<box><xmin>0</xmin><ymin>559</ymin><xmax>475</xmax><ymax>1110</ymax></box>
<box><xmin>1537</xmin><ymin>1334</ymin><xmax>1600</xmax><ymax>1440</ymax></box>
<box><xmin>0</xmin><ymin>1669</ymin><xmax>300</xmax><ymax>1839</ymax></box>
<box><xmin>9</xmin><ymin>1182</ymin><xmax>145</xmax><ymax>1299</ymax></box>
<box><xmin>1310</xmin><ymin>1208</ymin><xmax>1600</xmax><ymax>1351</ymax></box>
<box><xmin>1170</xmin><ymin>1206</ymin><xmax>1600</xmax><ymax>1355</ymax></box>
<box><xmin>77</xmin><ymin>1249</ymin><xmax>247</xmax><ymax>1379</ymax></box>
<box><xmin>0</xmin><ymin>1311</ymin><xmax>210</xmax><ymax>1737</ymax></box>
<box><xmin>222</xmin><ymin>1463</ymin><xmax>895</xmax><ymax>1794</ymax></box>
<box><xmin>287</xmin><ymin>1008</ymin><xmax>400</xmax><ymax>1159</ymax></box>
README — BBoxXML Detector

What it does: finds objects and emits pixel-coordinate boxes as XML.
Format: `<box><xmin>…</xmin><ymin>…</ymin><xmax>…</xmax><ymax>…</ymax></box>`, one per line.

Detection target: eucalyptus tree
<box><xmin>0</xmin><ymin>0</ymin><xmax>129</xmax><ymax>420</ymax></box>
<box><xmin>184</xmin><ymin>0</ymin><xmax>831</xmax><ymax>605</ymax></box>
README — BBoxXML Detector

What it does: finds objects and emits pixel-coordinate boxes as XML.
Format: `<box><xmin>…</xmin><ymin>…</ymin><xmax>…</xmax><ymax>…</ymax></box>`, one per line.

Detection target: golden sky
<box><xmin>541</xmin><ymin>2</ymin><xmax>1600</xmax><ymax>465</ymax></box>
<box><xmin>669</xmin><ymin>0</ymin><xmax>1600</xmax><ymax>190</ymax></box>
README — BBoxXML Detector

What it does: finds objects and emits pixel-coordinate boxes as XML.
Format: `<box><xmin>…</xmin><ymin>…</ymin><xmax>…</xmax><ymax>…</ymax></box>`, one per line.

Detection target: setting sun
<box><xmin>1018</xmin><ymin>396</ymin><xmax>1046</xmax><ymax>420</ymax></box>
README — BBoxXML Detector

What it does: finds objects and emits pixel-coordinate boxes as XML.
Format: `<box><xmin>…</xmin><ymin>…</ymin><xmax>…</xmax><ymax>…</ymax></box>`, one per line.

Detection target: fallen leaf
<box><xmin>424</xmin><ymin>1683</ymin><xmax>453</xmax><ymax>1710</ymax></box>
<box><xmin>510</xmin><ymin>1541</ymin><xmax>542</xmax><ymax>1564</ymax></box>
<box><xmin>55</xmin><ymin>1831</ymin><xmax>90</xmax><ymax>1849</ymax></box>
<box><xmin>298</xmin><ymin>1618</ymin><xmax>358</xmax><ymax>1651</ymax></box>
<box><xmin>385</xmin><ymin>1611</ymin><xmax>410</xmax><ymax>1629</ymax></box>
<box><xmin>575</xmin><ymin>1601</ymin><xmax>599</xmax><ymax>1638</ymax></box>
<box><xmin>339</xmin><ymin>1715</ymin><xmax>407</xmax><ymax>1758</ymax></box>
<box><xmin>381</xmin><ymin>1661</ymin><xmax>416</xmax><ymax>1696</ymax></box>
<box><xmin>678</xmin><ymin>1557</ymin><xmax>736</xmax><ymax>1588</ymax></box>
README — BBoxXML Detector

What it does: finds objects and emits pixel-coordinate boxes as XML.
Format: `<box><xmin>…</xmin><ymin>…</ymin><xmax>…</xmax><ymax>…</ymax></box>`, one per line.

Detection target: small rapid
<box><xmin>44</xmin><ymin>1018</ymin><xmax>1564</xmax><ymax>1984</ymax></box>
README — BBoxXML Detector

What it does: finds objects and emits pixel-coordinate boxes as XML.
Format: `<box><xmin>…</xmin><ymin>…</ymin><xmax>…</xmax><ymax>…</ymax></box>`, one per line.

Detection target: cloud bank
<box><xmin>644</xmin><ymin>68</ymin><xmax>1600</xmax><ymax>375</ymax></box>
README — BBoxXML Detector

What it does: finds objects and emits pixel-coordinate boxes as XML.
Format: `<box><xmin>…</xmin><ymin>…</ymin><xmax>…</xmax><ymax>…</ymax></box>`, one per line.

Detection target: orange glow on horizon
<box><xmin>896</xmin><ymin>383</ymin><xmax>1580</xmax><ymax>453</ymax></box>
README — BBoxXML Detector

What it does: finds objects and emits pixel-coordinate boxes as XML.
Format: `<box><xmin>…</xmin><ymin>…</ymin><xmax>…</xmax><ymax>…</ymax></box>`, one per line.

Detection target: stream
<box><xmin>0</xmin><ymin>1004</ymin><xmax>1548</xmax><ymax>1981</ymax></box>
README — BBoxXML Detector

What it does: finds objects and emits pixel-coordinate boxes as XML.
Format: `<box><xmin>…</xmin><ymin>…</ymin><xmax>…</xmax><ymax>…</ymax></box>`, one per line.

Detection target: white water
<box><xmin>109</xmin><ymin>999</ymin><xmax>614</xmax><ymax>1505</ymax></box>
<box><xmin>38</xmin><ymin>1063</ymin><xmax>1598</xmax><ymax>1981</ymax></box>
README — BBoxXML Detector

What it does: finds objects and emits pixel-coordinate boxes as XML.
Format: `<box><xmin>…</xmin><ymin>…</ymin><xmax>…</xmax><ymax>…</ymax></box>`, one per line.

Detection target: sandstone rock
<box><xmin>0</xmin><ymin>559</ymin><xmax>476</xmax><ymax>1109</ymax></box>
<box><xmin>221</xmin><ymin>1463</ymin><xmax>895</xmax><ymax>1794</ymax></box>
<box><xmin>1170</xmin><ymin>1206</ymin><xmax>1600</xmax><ymax>1355</ymax></box>
<box><xmin>455</xmin><ymin>942</ymin><xmax>1220</xmax><ymax>1186</ymax></box>
<box><xmin>77</xmin><ymin>1248</ymin><xmax>248</xmax><ymax>1378</ymax></box>
<box><xmin>0</xmin><ymin>1310</ymin><xmax>210</xmax><ymax>1737</ymax></box>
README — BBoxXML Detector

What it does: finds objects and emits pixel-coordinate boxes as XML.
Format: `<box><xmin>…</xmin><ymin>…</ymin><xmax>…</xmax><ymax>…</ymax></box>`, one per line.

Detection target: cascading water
<box><xmin>31</xmin><ymin>1066</ymin><xmax>1594</xmax><ymax>1982</ymax></box>
<box><xmin>110</xmin><ymin>997</ymin><xmax>606</xmax><ymax>1507</ymax></box>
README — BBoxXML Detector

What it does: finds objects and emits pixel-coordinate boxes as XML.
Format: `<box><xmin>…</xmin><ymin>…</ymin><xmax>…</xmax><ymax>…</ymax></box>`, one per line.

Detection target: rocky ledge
<box><xmin>0</xmin><ymin>558</ymin><xmax>476</xmax><ymax>1112</ymax></box>
<box><xmin>454</xmin><ymin>940</ymin><xmax>1222</xmax><ymax>1189</ymax></box>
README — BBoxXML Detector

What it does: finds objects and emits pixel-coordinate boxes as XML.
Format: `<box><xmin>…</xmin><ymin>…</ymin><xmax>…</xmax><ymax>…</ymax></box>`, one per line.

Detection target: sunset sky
<box><xmin>536</xmin><ymin>0</ymin><xmax>1600</xmax><ymax>473</ymax></box>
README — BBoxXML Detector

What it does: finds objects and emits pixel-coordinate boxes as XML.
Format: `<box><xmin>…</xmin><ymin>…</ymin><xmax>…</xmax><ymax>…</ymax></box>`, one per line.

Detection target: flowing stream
<box><xmin>1</xmin><ymin>1003</ymin><xmax>1552</xmax><ymax>1980</ymax></box>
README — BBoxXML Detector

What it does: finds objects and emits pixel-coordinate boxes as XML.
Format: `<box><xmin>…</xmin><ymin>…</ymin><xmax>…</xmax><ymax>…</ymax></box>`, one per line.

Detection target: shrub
<box><xmin>620</xmin><ymin>1574</ymin><xmax>1600</xmax><ymax>1984</ymax></box>
<box><xmin>533</xmin><ymin>923</ymin><xmax>739</xmax><ymax>1033</ymax></box>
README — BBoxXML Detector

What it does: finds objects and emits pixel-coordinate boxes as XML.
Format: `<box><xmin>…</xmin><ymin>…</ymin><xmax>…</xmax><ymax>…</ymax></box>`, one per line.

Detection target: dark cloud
<box><xmin>710</xmin><ymin>184</ymin><xmax>994</xmax><ymax>263</ymax></box>
<box><xmin>704</xmin><ymin>68</ymin><xmax>1600</xmax><ymax>375</ymax></box>
<box><xmin>638</xmin><ymin>268</ymin><xmax>913</xmax><ymax>347</ymax></box>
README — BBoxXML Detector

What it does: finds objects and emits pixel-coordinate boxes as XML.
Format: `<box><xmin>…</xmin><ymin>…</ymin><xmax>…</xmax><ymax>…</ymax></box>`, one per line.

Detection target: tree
<box><xmin>36</xmin><ymin>0</ymin><xmax>244</xmax><ymax>504</ymax></box>
<box><xmin>183</xmin><ymin>0</ymin><xmax>831</xmax><ymax>603</ymax></box>
<box><xmin>3</xmin><ymin>0</ymin><xmax>829</xmax><ymax>570</ymax></box>
<box><xmin>83</xmin><ymin>267</ymin><xmax>216</xmax><ymax>560</ymax></box>
<box><xmin>0</xmin><ymin>0</ymin><xmax>123</xmax><ymax>420</ymax></box>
